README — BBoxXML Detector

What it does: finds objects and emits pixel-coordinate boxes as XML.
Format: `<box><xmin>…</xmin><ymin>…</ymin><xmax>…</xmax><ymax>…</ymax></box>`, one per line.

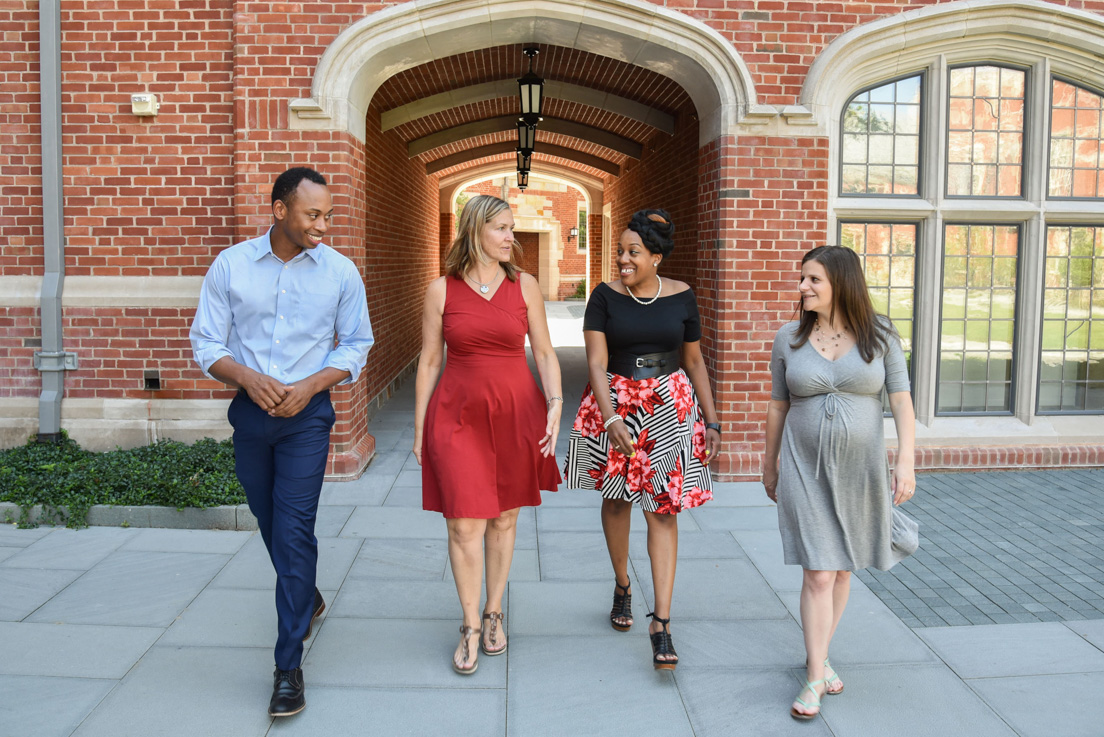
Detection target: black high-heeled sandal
<box><xmin>610</xmin><ymin>579</ymin><xmax>633</xmax><ymax>631</ymax></box>
<box><xmin>647</xmin><ymin>612</ymin><xmax>678</xmax><ymax>671</ymax></box>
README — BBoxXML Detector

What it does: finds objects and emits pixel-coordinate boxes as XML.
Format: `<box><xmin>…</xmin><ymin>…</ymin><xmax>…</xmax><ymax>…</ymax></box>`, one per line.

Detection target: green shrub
<box><xmin>571</xmin><ymin>280</ymin><xmax>587</xmax><ymax>299</ymax></box>
<box><xmin>0</xmin><ymin>432</ymin><xmax>244</xmax><ymax>529</ymax></box>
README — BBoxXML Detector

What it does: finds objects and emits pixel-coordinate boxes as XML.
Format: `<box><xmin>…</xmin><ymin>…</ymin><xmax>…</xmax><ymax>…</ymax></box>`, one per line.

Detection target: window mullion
<box><xmin>1017</xmin><ymin>215</ymin><xmax>1046</xmax><ymax>422</ymax></box>
<box><xmin>1012</xmin><ymin>59</ymin><xmax>1052</xmax><ymax>422</ymax></box>
<box><xmin>914</xmin><ymin>212</ymin><xmax>941</xmax><ymax>425</ymax></box>
<box><xmin>1024</xmin><ymin>59</ymin><xmax>1051</xmax><ymax>203</ymax></box>
<box><xmin>914</xmin><ymin>56</ymin><xmax>948</xmax><ymax>425</ymax></box>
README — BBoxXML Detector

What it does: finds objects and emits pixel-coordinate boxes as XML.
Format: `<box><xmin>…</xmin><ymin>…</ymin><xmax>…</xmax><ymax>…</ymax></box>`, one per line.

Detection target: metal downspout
<box><xmin>35</xmin><ymin>0</ymin><xmax>76</xmax><ymax>442</ymax></box>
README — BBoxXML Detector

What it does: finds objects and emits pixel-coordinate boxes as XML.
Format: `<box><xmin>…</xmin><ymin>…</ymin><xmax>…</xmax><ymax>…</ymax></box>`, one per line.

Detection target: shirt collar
<box><xmin>252</xmin><ymin>227</ymin><xmax>326</xmax><ymax>263</ymax></box>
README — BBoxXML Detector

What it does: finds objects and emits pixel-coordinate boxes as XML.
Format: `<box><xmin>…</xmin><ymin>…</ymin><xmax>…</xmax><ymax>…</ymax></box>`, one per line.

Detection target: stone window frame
<box><xmin>830</xmin><ymin>52</ymin><xmax>1104</xmax><ymax>427</ymax></box>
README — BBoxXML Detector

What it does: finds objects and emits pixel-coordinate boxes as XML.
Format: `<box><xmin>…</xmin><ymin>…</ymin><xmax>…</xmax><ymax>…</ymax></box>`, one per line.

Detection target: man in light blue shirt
<box><xmin>190</xmin><ymin>167</ymin><xmax>373</xmax><ymax>717</ymax></box>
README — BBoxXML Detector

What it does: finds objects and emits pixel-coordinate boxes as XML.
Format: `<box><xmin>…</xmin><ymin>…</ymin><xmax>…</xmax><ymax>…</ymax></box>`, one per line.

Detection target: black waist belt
<box><xmin>608</xmin><ymin>349</ymin><xmax>681</xmax><ymax>380</ymax></box>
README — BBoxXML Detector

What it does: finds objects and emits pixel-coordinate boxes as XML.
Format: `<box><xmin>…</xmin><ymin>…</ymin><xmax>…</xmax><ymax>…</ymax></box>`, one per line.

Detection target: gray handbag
<box><xmin>891</xmin><ymin>506</ymin><xmax>919</xmax><ymax>558</ymax></box>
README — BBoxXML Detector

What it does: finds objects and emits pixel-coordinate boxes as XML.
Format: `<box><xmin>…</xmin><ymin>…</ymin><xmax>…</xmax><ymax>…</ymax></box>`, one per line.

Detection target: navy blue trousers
<box><xmin>228</xmin><ymin>390</ymin><xmax>334</xmax><ymax>670</ymax></box>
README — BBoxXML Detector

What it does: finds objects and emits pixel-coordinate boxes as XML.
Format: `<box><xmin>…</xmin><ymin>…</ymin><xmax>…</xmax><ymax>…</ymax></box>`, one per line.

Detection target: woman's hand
<box><xmin>891</xmin><ymin>463</ymin><xmax>916</xmax><ymax>506</ymax></box>
<box><xmin>762</xmin><ymin>463</ymin><xmax>779</xmax><ymax>503</ymax></box>
<box><xmin>412</xmin><ymin>433</ymin><xmax>423</xmax><ymax>466</ymax></box>
<box><xmin>606</xmin><ymin>417</ymin><xmax>635</xmax><ymax>456</ymax></box>
<box><xmin>704</xmin><ymin>427</ymin><xmax>721</xmax><ymax>465</ymax></box>
<box><xmin>539</xmin><ymin>401</ymin><xmax>562</xmax><ymax>458</ymax></box>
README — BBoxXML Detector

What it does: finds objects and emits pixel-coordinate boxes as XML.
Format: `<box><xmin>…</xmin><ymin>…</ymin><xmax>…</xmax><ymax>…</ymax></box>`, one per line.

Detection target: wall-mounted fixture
<box><xmin>143</xmin><ymin>369</ymin><xmax>161</xmax><ymax>391</ymax></box>
<box><xmin>568</xmin><ymin>226</ymin><xmax>579</xmax><ymax>242</ymax></box>
<box><xmin>131</xmin><ymin>93</ymin><xmax>160</xmax><ymax>117</ymax></box>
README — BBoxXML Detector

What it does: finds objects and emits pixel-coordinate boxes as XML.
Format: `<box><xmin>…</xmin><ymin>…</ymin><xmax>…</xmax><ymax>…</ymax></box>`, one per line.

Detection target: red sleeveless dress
<box><xmin>422</xmin><ymin>275</ymin><xmax>561</xmax><ymax>518</ymax></box>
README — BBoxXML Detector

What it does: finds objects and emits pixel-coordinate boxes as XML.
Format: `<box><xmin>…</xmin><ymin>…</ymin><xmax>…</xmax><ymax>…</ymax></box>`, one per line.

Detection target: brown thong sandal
<box><xmin>452</xmin><ymin>624</ymin><xmax>481</xmax><ymax>675</ymax></box>
<box><xmin>481</xmin><ymin>611</ymin><xmax>507</xmax><ymax>656</ymax></box>
<box><xmin>610</xmin><ymin>579</ymin><xmax>633</xmax><ymax>631</ymax></box>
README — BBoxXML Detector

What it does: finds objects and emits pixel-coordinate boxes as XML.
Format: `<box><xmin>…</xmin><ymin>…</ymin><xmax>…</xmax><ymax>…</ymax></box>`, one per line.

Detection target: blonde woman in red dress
<box><xmin>414</xmin><ymin>194</ymin><xmax>562</xmax><ymax>675</ymax></box>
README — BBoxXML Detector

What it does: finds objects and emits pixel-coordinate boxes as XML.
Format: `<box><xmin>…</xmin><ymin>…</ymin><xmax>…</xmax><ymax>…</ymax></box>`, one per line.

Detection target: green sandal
<box><xmin>790</xmin><ymin>677</ymin><xmax>826</xmax><ymax>720</ymax></box>
<box><xmin>824</xmin><ymin>658</ymin><xmax>843</xmax><ymax>695</ymax></box>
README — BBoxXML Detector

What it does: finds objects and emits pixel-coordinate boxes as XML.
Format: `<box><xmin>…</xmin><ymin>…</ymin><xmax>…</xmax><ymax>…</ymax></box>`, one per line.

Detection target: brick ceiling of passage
<box><xmin>414</xmin><ymin>129</ymin><xmax>630</xmax><ymax>168</ymax></box>
<box><xmin>431</xmin><ymin>150</ymin><xmax>613</xmax><ymax>182</ymax></box>
<box><xmin>375</xmin><ymin>43</ymin><xmax>689</xmax><ymax>180</ymax></box>
<box><xmin>374</xmin><ymin>44</ymin><xmax>690</xmax><ymax>113</ymax></box>
<box><xmin>393</xmin><ymin>97</ymin><xmax>656</xmax><ymax>146</ymax></box>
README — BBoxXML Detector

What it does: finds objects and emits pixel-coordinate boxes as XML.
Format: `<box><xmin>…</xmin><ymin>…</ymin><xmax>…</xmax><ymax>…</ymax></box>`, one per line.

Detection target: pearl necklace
<box><xmin>626</xmin><ymin>276</ymin><xmax>662</xmax><ymax>306</ymax></box>
<box><xmin>467</xmin><ymin>268</ymin><xmax>502</xmax><ymax>295</ymax></box>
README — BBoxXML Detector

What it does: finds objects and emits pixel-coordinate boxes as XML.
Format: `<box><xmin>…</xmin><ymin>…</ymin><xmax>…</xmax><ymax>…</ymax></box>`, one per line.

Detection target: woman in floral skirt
<box><xmin>564</xmin><ymin>209</ymin><xmax>721</xmax><ymax>670</ymax></box>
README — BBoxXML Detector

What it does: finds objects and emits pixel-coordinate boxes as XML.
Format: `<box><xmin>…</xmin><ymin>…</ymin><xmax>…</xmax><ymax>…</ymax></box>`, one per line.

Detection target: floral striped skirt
<box><xmin>563</xmin><ymin>369</ymin><xmax>713</xmax><ymax>514</ymax></box>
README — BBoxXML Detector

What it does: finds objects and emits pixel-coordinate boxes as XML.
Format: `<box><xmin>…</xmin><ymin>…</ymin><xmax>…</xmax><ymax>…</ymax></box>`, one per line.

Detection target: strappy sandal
<box><xmin>646</xmin><ymin>612</ymin><xmax>678</xmax><ymax>671</ymax></box>
<box><xmin>481</xmin><ymin>611</ymin><xmax>507</xmax><ymax>656</ymax></box>
<box><xmin>824</xmin><ymin>658</ymin><xmax>843</xmax><ymax>695</ymax></box>
<box><xmin>610</xmin><ymin>579</ymin><xmax>633</xmax><ymax>632</ymax></box>
<box><xmin>452</xmin><ymin>624</ymin><xmax>481</xmax><ymax>675</ymax></box>
<box><xmin>790</xmin><ymin>677</ymin><xmax>826</xmax><ymax>720</ymax></box>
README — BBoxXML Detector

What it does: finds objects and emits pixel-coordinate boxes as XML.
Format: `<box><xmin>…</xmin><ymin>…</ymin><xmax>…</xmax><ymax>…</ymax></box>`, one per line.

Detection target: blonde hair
<box><xmin>444</xmin><ymin>194</ymin><xmax>521</xmax><ymax>282</ymax></box>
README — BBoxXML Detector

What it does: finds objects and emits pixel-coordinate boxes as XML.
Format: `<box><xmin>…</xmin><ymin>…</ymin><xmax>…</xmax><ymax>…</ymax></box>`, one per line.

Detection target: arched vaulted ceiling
<box><xmin>370</xmin><ymin>43</ymin><xmax>694</xmax><ymax>184</ymax></box>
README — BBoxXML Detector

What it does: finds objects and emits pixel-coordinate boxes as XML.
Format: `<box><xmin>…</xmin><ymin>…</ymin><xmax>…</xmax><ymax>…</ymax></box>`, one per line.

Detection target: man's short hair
<box><xmin>271</xmin><ymin>167</ymin><xmax>327</xmax><ymax>206</ymax></box>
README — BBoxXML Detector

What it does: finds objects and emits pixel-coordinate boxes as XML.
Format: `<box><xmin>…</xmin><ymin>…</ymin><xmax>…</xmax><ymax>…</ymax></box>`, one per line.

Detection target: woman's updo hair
<box><xmin>626</xmin><ymin>209</ymin><xmax>675</xmax><ymax>258</ymax></box>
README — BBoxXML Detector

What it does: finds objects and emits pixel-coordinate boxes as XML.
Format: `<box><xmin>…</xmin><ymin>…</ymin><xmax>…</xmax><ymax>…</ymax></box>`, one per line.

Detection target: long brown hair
<box><xmin>790</xmin><ymin>245</ymin><xmax>892</xmax><ymax>363</ymax></box>
<box><xmin>444</xmin><ymin>194</ymin><xmax>521</xmax><ymax>282</ymax></box>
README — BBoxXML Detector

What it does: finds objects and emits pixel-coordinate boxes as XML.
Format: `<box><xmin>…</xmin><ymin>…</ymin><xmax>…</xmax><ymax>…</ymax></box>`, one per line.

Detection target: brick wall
<box><xmin>65</xmin><ymin>1</ymin><xmax>235</xmax><ymax>276</ymax></box>
<box><xmin>587</xmin><ymin>213</ymin><xmax>603</xmax><ymax>291</ymax></box>
<box><xmin>604</xmin><ymin>100</ymin><xmax>700</xmax><ymax>291</ymax></box>
<box><xmin>721</xmin><ymin>135</ymin><xmax>830</xmax><ymax>477</ymax></box>
<box><xmin>0</xmin><ymin>1</ymin><xmax>45</xmax><ymax>277</ymax></box>
<box><xmin>514</xmin><ymin>231</ymin><xmax>540</xmax><ymax>280</ymax></box>
<box><xmin>0</xmin><ymin>307</ymin><xmax>41</xmax><ymax>396</ymax></box>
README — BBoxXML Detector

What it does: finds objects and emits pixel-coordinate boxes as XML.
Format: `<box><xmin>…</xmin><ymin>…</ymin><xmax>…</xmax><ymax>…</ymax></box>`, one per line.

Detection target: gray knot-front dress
<box><xmin>770</xmin><ymin>320</ymin><xmax>918</xmax><ymax>571</ymax></box>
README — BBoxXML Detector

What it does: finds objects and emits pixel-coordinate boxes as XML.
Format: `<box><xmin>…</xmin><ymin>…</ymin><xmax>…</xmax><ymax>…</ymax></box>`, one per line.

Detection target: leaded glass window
<box><xmin>1038</xmin><ymin>226</ymin><xmax>1104</xmax><ymax>411</ymax></box>
<box><xmin>1049</xmin><ymin>79</ymin><xmax>1104</xmax><ymax>199</ymax></box>
<box><xmin>947</xmin><ymin>66</ymin><xmax>1025</xmax><ymax>197</ymax></box>
<box><xmin>938</xmin><ymin>224</ymin><xmax>1018</xmax><ymax>413</ymax></box>
<box><xmin>840</xmin><ymin>222</ymin><xmax>916</xmax><ymax>367</ymax></box>
<box><xmin>837</xmin><ymin>55</ymin><xmax>1104</xmax><ymax>420</ymax></box>
<box><xmin>841</xmin><ymin>76</ymin><xmax>921</xmax><ymax>195</ymax></box>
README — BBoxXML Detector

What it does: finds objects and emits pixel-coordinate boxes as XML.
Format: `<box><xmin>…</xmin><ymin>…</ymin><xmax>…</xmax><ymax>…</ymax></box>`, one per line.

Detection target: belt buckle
<box><xmin>635</xmin><ymin>357</ymin><xmax>646</xmax><ymax>368</ymax></box>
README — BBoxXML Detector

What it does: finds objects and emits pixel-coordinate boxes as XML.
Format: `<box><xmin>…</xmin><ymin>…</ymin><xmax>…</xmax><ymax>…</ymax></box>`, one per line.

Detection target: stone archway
<box><xmin>288</xmin><ymin>0</ymin><xmax>759</xmax><ymax>145</ymax></box>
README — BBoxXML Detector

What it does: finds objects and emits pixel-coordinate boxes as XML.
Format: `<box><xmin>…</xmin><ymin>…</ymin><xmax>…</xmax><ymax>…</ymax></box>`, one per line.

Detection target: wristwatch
<box><xmin>705</xmin><ymin>422</ymin><xmax>721</xmax><ymax>435</ymax></box>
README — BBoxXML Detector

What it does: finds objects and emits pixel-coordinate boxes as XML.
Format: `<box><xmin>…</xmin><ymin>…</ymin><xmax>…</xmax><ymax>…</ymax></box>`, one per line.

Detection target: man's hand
<box><xmin>269</xmin><ymin>377</ymin><xmax>320</xmax><ymax>418</ymax></box>
<box><xmin>240</xmin><ymin>371</ymin><xmax>290</xmax><ymax>413</ymax></box>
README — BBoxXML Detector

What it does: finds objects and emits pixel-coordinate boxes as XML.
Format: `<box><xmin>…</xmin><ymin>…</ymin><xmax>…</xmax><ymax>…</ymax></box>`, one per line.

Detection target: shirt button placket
<box><xmin>273</xmin><ymin>266</ymin><xmax>288</xmax><ymax>382</ymax></box>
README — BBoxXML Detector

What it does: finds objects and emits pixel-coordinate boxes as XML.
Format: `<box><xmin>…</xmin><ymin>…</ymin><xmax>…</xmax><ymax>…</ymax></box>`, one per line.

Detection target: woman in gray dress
<box><xmin>762</xmin><ymin>246</ymin><xmax>918</xmax><ymax>720</ymax></box>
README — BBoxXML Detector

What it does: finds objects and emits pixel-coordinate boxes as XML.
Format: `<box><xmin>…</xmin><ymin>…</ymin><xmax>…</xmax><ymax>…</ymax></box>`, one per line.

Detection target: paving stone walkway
<box><xmin>859</xmin><ymin>469</ymin><xmax>1104</xmax><ymax>628</ymax></box>
<box><xmin>1</xmin><ymin>327</ymin><xmax>1102</xmax><ymax>736</ymax></box>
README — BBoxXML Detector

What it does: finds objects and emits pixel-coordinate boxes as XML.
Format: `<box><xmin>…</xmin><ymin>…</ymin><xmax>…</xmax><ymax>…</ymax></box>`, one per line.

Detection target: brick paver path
<box><xmin>858</xmin><ymin>469</ymin><xmax>1104</xmax><ymax>627</ymax></box>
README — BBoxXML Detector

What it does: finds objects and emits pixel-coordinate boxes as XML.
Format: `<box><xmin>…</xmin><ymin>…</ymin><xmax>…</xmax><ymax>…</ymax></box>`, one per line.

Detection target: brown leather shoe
<box><xmin>303</xmin><ymin>588</ymin><xmax>325</xmax><ymax>641</ymax></box>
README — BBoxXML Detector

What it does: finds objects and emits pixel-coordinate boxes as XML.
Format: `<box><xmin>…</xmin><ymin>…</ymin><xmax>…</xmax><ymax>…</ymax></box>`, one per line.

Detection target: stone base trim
<box><xmin>0</xmin><ymin>502</ymin><xmax>258</xmax><ymax>531</ymax></box>
<box><xmin>717</xmin><ymin>444</ymin><xmax>1104</xmax><ymax>481</ymax></box>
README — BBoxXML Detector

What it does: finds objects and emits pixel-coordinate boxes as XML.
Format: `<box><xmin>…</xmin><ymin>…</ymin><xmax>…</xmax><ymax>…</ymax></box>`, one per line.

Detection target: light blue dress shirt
<box><xmin>190</xmin><ymin>228</ymin><xmax>374</xmax><ymax>385</ymax></box>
